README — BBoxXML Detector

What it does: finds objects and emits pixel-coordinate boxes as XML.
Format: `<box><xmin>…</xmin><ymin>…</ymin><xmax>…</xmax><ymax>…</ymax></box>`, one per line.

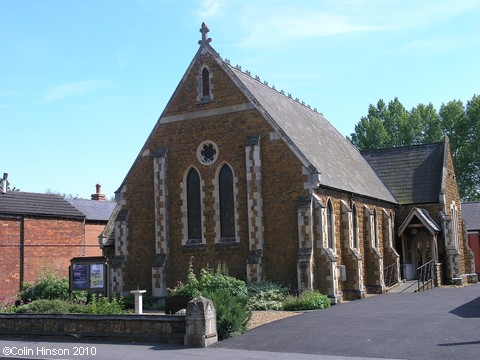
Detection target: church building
<box><xmin>100</xmin><ymin>24</ymin><xmax>475</xmax><ymax>302</ymax></box>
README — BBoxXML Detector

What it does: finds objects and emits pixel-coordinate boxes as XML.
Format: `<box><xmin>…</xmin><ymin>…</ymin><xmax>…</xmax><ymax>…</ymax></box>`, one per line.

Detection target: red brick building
<box><xmin>461</xmin><ymin>202</ymin><xmax>480</xmax><ymax>275</ymax></box>
<box><xmin>0</xmin><ymin>186</ymin><xmax>115</xmax><ymax>298</ymax></box>
<box><xmin>101</xmin><ymin>24</ymin><xmax>475</xmax><ymax>301</ymax></box>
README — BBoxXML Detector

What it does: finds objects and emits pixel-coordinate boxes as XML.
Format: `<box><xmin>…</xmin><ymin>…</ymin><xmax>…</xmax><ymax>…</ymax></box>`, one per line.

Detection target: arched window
<box><xmin>451</xmin><ymin>203</ymin><xmax>459</xmax><ymax>250</ymax></box>
<box><xmin>352</xmin><ymin>204</ymin><xmax>359</xmax><ymax>249</ymax></box>
<box><xmin>187</xmin><ymin>168</ymin><xmax>201</xmax><ymax>242</ymax></box>
<box><xmin>202</xmin><ymin>67</ymin><xmax>210</xmax><ymax>99</ymax></box>
<box><xmin>373</xmin><ymin>208</ymin><xmax>379</xmax><ymax>249</ymax></box>
<box><xmin>219</xmin><ymin>164</ymin><xmax>235</xmax><ymax>240</ymax></box>
<box><xmin>327</xmin><ymin>200</ymin><xmax>335</xmax><ymax>249</ymax></box>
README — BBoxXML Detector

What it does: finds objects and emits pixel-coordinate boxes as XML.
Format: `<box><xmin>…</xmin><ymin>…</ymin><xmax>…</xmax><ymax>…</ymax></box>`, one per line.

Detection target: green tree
<box><xmin>461</xmin><ymin>95</ymin><xmax>480</xmax><ymax>200</ymax></box>
<box><xmin>383</xmin><ymin>97</ymin><xmax>409</xmax><ymax>147</ymax></box>
<box><xmin>350</xmin><ymin>95</ymin><xmax>480</xmax><ymax>201</ymax></box>
<box><xmin>411</xmin><ymin>103</ymin><xmax>442</xmax><ymax>144</ymax></box>
<box><xmin>349</xmin><ymin>101</ymin><xmax>389</xmax><ymax>150</ymax></box>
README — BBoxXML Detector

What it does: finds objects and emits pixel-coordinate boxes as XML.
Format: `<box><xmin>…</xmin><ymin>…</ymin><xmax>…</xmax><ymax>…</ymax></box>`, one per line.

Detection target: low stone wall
<box><xmin>0</xmin><ymin>296</ymin><xmax>218</xmax><ymax>347</ymax></box>
<box><xmin>0</xmin><ymin>313</ymin><xmax>186</xmax><ymax>344</ymax></box>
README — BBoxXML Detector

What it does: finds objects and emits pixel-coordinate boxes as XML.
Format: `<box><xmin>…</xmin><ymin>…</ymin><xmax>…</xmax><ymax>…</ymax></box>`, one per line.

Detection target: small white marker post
<box><xmin>130</xmin><ymin>290</ymin><xmax>147</xmax><ymax>314</ymax></box>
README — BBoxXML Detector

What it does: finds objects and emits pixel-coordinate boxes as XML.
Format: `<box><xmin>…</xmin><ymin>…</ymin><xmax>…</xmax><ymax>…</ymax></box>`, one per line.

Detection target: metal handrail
<box><xmin>384</xmin><ymin>263</ymin><xmax>398</xmax><ymax>288</ymax></box>
<box><xmin>417</xmin><ymin>259</ymin><xmax>436</xmax><ymax>292</ymax></box>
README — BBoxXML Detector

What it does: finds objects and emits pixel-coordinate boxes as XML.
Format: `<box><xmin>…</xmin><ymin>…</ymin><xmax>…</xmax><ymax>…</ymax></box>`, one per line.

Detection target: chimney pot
<box><xmin>1</xmin><ymin>173</ymin><xmax>8</xmax><ymax>194</ymax></box>
<box><xmin>91</xmin><ymin>183</ymin><xmax>106</xmax><ymax>201</ymax></box>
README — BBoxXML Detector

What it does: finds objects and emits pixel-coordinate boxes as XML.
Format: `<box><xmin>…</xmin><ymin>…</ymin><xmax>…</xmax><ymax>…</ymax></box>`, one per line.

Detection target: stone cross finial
<box><xmin>198</xmin><ymin>22</ymin><xmax>212</xmax><ymax>46</ymax></box>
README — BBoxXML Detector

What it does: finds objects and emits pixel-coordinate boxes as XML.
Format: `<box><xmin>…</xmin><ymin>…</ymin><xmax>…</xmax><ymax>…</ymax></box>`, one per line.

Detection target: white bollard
<box><xmin>130</xmin><ymin>290</ymin><xmax>147</xmax><ymax>314</ymax></box>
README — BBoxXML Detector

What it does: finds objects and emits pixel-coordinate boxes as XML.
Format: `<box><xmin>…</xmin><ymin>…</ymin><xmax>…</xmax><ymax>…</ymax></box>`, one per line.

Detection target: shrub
<box><xmin>85</xmin><ymin>294</ymin><xmax>129</xmax><ymax>315</ymax></box>
<box><xmin>170</xmin><ymin>258</ymin><xmax>250</xmax><ymax>339</ymax></box>
<box><xmin>169</xmin><ymin>259</ymin><xmax>201</xmax><ymax>299</ymax></box>
<box><xmin>70</xmin><ymin>290</ymin><xmax>88</xmax><ymax>304</ymax></box>
<box><xmin>170</xmin><ymin>260</ymin><xmax>247</xmax><ymax>299</ymax></box>
<box><xmin>247</xmin><ymin>281</ymin><xmax>288</xmax><ymax>310</ymax></box>
<box><xmin>19</xmin><ymin>273</ymin><xmax>69</xmax><ymax>302</ymax></box>
<box><xmin>203</xmin><ymin>287</ymin><xmax>251</xmax><ymax>340</ymax></box>
<box><xmin>121</xmin><ymin>292</ymin><xmax>164</xmax><ymax>311</ymax></box>
<box><xmin>197</xmin><ymin>263</ymin><xmax>248</xmax><ymax>298</ymax></box>
<box><xmin>11</xmin><ymin>295</ymin><xmax>130</xmax><ymax>315</ymax></box>
<box><xmin>282</xmin><ymin>290</ymin><xmax>331</xmax><ymax>311</ymax></box>
<box><xmin>13</xmin><ymin>299</ymin><xmax>87</xmax><ymax>314</ymax></box>
<box><xmin>0</xmin><ymin>296</ymin><xmax>16</xmax><ymax>313</ymax></box>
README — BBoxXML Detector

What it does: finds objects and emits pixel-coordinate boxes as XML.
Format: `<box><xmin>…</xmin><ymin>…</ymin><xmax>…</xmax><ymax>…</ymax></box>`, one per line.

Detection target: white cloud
<box><xmin>40</xmin><ymin>80</ymin><xmax>106</xmax><ymax>104</ymax></box>
<box><xmin>198</xmin><ymin>0</ymin><xmax>221</xmax><ymax>19</ymax></box>
<box><xmin>233</xmin><ymin>0</ymin><xmax>480</xmax><ymax>47</ymax></box>
<box><xmin>394</xmin><ymin>34</ymin><xmax>480</xmax><ymax>55</ymax></box>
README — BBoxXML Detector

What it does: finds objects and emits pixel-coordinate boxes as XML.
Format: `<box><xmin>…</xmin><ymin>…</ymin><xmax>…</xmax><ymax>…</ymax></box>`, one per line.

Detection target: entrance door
<box><xmin>414</xmin><ymin>233</ymin><xmax>432</xmax><ymax>277</ymax></box>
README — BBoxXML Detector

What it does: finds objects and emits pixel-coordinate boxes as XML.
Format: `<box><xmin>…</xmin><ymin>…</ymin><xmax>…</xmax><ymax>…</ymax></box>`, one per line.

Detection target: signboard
<box><xmin>90</xmin><ymin>263</ymin><xmax>104</xmax><ymax>288</ymax></box>
<box><xmin>72</xmin><ymin>264</ymin><xmax>87</xmax><ymax>290</ymax></box>
<box><xmin>70</xmin><ymin>257</ymin><xmax>108</xmax><ymax>297</ymax></box>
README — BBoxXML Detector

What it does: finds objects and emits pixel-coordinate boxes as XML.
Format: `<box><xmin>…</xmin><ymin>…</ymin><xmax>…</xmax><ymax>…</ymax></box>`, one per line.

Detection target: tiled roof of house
<box><xmin>0</xmin><ymin>191</ymin><xmax>85</xmax><ymax>219</ymax></box>
<box><xmin>462</xmin><ymin>202</ymin><xmax>480</xmax><ymax>231</ymax></box>
<box><xmin>362</xmin><ymin>142</ymin><xmax>445</xmax><ymax>205</ymax></box>
<box><xmin>65</xmin><ymin>198</ymin><xmax>116</xmax><ymax>222</ymax></box>
<box><xmin>228</xmin><ymin>66</ymin><xmax>397</xmax><ymax>204</ymax></box>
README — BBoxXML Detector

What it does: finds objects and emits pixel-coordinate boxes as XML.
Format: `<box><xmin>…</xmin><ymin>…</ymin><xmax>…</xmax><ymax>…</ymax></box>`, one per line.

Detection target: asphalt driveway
<box><xmin>214</xmin><ymin>283</ymin><xmax>480</xmax><ymax>359</ymax></box>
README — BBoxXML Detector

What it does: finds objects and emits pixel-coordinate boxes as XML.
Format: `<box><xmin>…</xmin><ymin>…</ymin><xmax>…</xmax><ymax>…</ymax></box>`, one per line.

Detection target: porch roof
<box><xmin>398</xmin><ymin>207</ymin><xmax>440</xmax><ymax>236</ymax></box>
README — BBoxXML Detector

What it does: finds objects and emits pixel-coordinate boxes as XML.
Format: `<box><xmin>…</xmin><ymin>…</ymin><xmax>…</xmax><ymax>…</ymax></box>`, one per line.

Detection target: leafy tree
<box><xmin>350</xmin><ymin>95</ymin><xmax>480</xmax><ymax>201</ymax></box>
<box><xmin>350</xmin><ymin>102</ymin><xmax>389</xmax><ymax>150</ymax></box>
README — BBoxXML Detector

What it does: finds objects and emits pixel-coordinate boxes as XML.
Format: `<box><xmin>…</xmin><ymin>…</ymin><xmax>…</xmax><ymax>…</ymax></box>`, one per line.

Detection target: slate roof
<box><xmin>362</xmin><ymin>141</ymin><xmax>445</xmax><ymax>205</ymax></box>
<box><xmin>65</xmin><ymin>198</ymin><xmax>116</xmax><ymax>222</ymax></box>
<box><xmin>0</xmin><ymin>192</ymin><xmax>85</xmax><ymax>219</ymax></box>
<box><xmin>117</xmin><ymin>29</ymin><xmax>397</xmax><ymax>204</ymax></box>
<box><xmin>227</xmin><ymin>66</ymin><xmax>397</xmax><ymax>204</ymax></box>
<box><xmin>398</xmin><ymin>207</ymin><xmax>440</xmax><ymax>236</ymax></box>
<box><xmin>462</xmin><ymin>202</ymin><xmax>480</xmax><ymax>231</ymax></box>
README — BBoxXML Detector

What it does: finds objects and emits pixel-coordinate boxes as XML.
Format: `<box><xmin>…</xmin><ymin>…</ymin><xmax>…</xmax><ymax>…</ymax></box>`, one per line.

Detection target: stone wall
<box><xmin>0</xmin><ymin>314</ymin><xmax>185</xmax><ymax>344</ymax></box>
<box><xmin>0</xmin><ymin>297</ymin><xmax>217</xmax><ymax>347</ymax></box>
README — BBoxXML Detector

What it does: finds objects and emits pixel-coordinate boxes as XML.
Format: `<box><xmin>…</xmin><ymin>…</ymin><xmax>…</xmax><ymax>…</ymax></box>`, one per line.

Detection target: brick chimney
<box><xmin>91</xmin><ymin>183</ymin><xmax>106</xmax><ymax>201</ymax></box>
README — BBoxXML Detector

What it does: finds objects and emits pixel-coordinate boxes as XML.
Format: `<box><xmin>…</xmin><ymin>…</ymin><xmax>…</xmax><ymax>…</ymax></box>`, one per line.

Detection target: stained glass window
<box><xmin>187</xmin><ymin>168</ymin><xmax>201</xmax><ymax>242</ymax></box>
<box><xmin>202</xmin><ymin>67</ymin><xmax>210</xmax><ymax>99</ymax></box>
<box><xmin>219</xmin><ymin>165</ymin><xmax>235</xmax><ymax>240</ymax></box>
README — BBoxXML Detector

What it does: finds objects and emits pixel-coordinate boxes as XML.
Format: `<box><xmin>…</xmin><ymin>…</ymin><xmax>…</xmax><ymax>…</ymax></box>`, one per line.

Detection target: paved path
<box><xmin>0</xmin><ymin>284</ymin><xmax>478</xmax><ymax>359</ymax></box>
<box><xmin>215</xmin><ymin>284</ymin><xmax>480</xmax><ymax>359</ymax></box>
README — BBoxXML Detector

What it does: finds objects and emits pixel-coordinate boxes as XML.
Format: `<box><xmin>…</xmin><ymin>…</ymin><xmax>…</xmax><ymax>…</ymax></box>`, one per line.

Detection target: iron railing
<box><xmin>384</xmin><ymin>263</ymin><xmax>399</xmax><ymax>288</ymax></box>
<box><xmin>417</xmin><ymin>259</ymin><xmax>436</xmax><ymax>292</ymax></box>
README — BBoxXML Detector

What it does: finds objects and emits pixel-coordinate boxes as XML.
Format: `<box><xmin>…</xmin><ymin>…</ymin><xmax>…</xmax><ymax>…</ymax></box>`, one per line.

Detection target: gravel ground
<box><xmin>248</xmin><ymin>310</ymin><xmax>301</xmax><ymax>329</ymax></box>
<box><xmin>146</xmin><ymin>309</ymin><xmax>301</xmax><ymax>330</ymax></box>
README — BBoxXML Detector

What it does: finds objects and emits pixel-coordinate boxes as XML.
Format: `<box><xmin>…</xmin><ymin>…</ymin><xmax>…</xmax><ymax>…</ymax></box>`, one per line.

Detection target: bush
<box><xmin>170</xmin><ymin>258</ymin><xmax>250</xmax><ymax>339</ymax></box>
<box><xmin>170</xmin><ymin>260</ymin><xmax>247</xmax><ymax>299</ymax></box>
<box><xmin>12</xmin><ymin>295</ymin><xmax>130</xmax><ymax>315</ymax></box>
<box><xmin>282</xmin><ymin>290</ymin><xmax>331</xmax><ymax>311</ymax></box>
<box><xmin>13</xmin><ymin>299</ymin><xmax>87</xmax><ymax>314</ymax></box>
<box><xmin>70</xmin><ymin>290</ymin><xmax>88</xmax><ymax>304</ymax></box>
<box><xmin>203</xmin><ymin>287</ymin><xmax>251</xmax><ymax>340</ymax></box>
<box><xmin>19</xmin><ymin>273</ymin><xmax>69</xmax><ymax>302</ymax></box>
<box><xmin>85</xmin><ymin>294</ymin><xmax>129</xmax><ymax>315</ymax></box>
<box><xmin>247</xmin><ymin>281</ymin><xmax>288</xmax><ymax>310</ymax></box>
<box><xmin>0</xmin><ymin>297</ymin><xmax>16</xmax><ymax>313</ymax></box>
<box><xmin>122</xmin><ymin>293</ymin><xmax>164</xmax><ymax>311</ymax></box>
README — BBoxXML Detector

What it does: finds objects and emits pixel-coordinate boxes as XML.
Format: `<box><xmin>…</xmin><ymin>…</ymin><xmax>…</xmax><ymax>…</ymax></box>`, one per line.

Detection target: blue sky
<box><xmin>1</xmin><ymin>0</ymin><xmax>479</xmax><ymax>199</ymax></box>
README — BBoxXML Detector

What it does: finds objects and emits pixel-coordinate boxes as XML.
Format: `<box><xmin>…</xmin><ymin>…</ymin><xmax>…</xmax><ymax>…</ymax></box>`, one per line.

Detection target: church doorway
<box><xmin>398</xmin><ymin>208</ymin><xmax>440</xmax><ymax>281</ymax></box>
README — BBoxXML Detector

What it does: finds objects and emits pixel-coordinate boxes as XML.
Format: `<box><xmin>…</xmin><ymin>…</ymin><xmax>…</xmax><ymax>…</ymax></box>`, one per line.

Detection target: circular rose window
<box><xmin>197</xmin><ymin>141</ymin><xmax>218</xmax><ymax>165</ymax></box>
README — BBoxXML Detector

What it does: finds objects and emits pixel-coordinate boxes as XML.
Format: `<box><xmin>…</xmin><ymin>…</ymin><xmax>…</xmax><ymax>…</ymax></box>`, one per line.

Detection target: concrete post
<box><xmin>184</xmin><ymin>296</ymin><xmax>217</xmax><ymax>347</ymax></box>
<box><xmin>130</xmin><ymin>290</ymin><xmax>146</xmax><ymax>315</ymax></box>
<box><xmin>435</xmin><ymin>263</ymin><xmax>443</xmax><ymax>287</ymax></box>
